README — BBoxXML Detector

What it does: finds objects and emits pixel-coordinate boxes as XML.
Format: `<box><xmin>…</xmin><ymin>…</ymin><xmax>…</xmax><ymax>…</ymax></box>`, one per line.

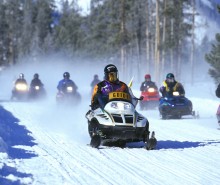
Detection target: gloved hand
<box><xmin>139</xmin><ymin>96</ymin><xmax>144</xmax><ymax>100</ymax></box>
<box><xmin>159</xmin><ymin>86</ymin><xmax>165</xmax><ymax>93</ymax></box>
<box><xmin>91</xmin><ymin>104</ymin><xmax>99</xmax><ymax>110</ymax></box>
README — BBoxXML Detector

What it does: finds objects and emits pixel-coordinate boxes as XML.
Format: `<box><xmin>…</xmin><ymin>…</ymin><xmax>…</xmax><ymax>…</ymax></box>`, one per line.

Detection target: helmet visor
<box><xmin>167</xmin><ymin>77</ymin><xmax>174</xmax><ymax>83</ymax></box>
<box><xmin>64</xmin><ymin>74</ymin><xmax>69</xmax><ymax>79</ymax></box>
<box><xmin>108</xmin><ymin>72</ymin><xmax>117</xmax><ymax>82</ymax></box>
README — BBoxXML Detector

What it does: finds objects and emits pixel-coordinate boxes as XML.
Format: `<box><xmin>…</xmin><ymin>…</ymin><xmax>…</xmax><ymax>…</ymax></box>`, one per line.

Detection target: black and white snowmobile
<box><xmin>85</xmin><ymin>91</ymin><xmax>157</xmax><ymax>149</ymax></box>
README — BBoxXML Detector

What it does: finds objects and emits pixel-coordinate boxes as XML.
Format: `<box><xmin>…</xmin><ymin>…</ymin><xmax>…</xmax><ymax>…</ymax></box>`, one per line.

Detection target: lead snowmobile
<box><xmin>86</xmin><ymin>90</ymin><xmax>157</xmax><ymax>149</ymax></box>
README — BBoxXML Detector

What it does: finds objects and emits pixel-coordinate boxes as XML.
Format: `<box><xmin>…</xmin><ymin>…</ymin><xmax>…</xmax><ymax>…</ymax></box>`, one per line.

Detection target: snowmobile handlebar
<box><xmin>133</xmin><ymin>96</ymin><xmax>144</xmax><ymax>101</ymax></box>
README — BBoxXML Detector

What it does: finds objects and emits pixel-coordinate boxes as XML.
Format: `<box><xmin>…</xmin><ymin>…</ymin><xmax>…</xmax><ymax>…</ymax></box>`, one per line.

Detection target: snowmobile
<box><xmin>159</xmin><ymin>91</ymin><xmax>196</xmax><ymax>119</ymax></box>
<box><xmin>11</xmin><ymin>82</ymin><xmax>29</xmax><ymax>101</ymax></box>
<box><xmin>85</xmin><ymin>91</ymin><xmax>157</xmax><ymax>149</ymax></box>
<box><xmin>56</xmin><ymin>85</ymin><xmax>81</xmax><ymax>105</ymax></box>
<box><xmin>28</xmin><ymin>85</ymin><xmax>46</xmax><ymax>100</ymax></box>
<box><xmin>140</xmin><ymin>87</ymin><xmax>160</xmax><ymax>110</ymax></box>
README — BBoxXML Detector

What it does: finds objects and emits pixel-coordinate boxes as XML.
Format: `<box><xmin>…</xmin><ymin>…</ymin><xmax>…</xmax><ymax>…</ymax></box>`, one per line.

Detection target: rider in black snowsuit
<box><xmin>30</xmin><ymin>73</ymin><xmax>44</xmax><ymax>87</ymax></box>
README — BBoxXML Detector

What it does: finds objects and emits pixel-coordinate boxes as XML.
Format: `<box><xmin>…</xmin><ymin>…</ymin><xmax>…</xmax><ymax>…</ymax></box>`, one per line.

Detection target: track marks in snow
<box><xmin>2</xmin><ymin>100</ymin><xmax>220</xmax><ymax>185</ymax></box>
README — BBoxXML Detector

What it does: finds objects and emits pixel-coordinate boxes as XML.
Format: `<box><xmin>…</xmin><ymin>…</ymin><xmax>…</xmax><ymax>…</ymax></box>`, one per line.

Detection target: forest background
<box><xmin>0</xmin><ymin>0</ymin><xmax>220</xmax><ymax>85</ymax></box>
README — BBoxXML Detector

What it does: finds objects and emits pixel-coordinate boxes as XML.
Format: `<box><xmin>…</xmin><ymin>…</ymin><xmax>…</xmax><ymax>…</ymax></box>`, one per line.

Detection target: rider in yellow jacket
<box><xmin>159</xmin><ymin>73</ymin><xmax>185</xmax><ymax>97</ymax></box>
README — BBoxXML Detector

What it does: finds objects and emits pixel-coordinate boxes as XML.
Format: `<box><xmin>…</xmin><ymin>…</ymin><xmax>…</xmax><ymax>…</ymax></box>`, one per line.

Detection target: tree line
<box><xmin>0</xmin><ymin>0</ymin><xmax>218</xmax><ymax>83</ymax></box>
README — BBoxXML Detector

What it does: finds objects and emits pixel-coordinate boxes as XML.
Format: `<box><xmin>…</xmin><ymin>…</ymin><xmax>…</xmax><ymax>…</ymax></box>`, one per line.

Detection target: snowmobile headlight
<box><xmin>111</xmin><ymin>102</ymin><xmax>117</xmax><ymax>109</ymax></box>
<box><xmin>110</xmin><ymin>102</ymin><xmax>131</xmax><ymax>110</ymax></box>
<box><xmin>35</xmin><ymin>86</ymin><xmax>40</xmax><ymax>90</ymax></box>
<box><xmin>124</xmin><ymin>103</ymin><xmax>131</xmax><ymax>110</ymax></box>
<box><xmin>111</xmin><ymin>102</ymin><xmax>124</xmax><ymax>109</ymax></box>
<box><xmin>148</xmin><ymin>88</ymin><xmax>155</xmax><ymax>93</ymax></box>
<box><xmin>15</xmin><ymin>83</ymin><xmax>28</xmax><ymax>91</ymax></box>
<box><xmin>173</xmin><ymin>91</ymin><xmax>179</xmax><ymax>96</ymax></box>
<box><xmin>67</xmin><ymin>86</ymin><xmax>73</xmax><ymax>92</ymax></box>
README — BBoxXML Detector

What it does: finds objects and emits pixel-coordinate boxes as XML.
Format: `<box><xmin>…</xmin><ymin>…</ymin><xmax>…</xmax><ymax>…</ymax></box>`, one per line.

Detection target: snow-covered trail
<box><xmin>2</xmin><ymin>91</ymin><xmax>220</xmax><ymax>185</ymax></box>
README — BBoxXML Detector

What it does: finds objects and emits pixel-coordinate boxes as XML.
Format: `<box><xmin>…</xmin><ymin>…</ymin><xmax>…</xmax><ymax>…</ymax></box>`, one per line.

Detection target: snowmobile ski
<box><xmin>90</xmin><ymin>135</ymin><xmax>101</xmax><ymax>148</ymax></box>
<box><xmin>146</xmin><ymin>131</ymin><xmax>157</xmax><ymax>150</ymax></box>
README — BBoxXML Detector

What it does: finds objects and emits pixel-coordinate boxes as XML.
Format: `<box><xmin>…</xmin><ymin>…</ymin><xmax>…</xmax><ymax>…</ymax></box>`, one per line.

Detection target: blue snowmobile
<box><xmin>159</xmin><ymin>91</ymin><xmax>196</xmax><ymax>119</ymax></box>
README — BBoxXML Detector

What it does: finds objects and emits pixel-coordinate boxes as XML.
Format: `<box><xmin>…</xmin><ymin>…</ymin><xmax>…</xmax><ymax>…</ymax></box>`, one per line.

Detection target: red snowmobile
<box><xmin>140</xmin><ymin>87</ymin><xmax>160</xmax><ymax>110</ymax></box>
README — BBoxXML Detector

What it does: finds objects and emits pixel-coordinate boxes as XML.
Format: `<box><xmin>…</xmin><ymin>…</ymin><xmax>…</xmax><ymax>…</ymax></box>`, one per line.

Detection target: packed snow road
<box><xmin>1</xmin><ymin>90</ymin><xmax>220</xmax><ymax>185</ymax></box>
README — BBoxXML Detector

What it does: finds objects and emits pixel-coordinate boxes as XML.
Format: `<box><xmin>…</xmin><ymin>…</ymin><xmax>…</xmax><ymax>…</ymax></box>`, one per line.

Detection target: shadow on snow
<box><xmin>126</xmin><ymin>140</ymin><xmax>220</xmax><ymax>150</ymax></box>
<box><xmin>157</xmin><ymin>140</ymin><xmax>220</xmax><ymax>150</ymax></box>
<box><xmin>0</xmin><ymin>105</ymin><xmax>37</xmax><ymax>184</ymax></box>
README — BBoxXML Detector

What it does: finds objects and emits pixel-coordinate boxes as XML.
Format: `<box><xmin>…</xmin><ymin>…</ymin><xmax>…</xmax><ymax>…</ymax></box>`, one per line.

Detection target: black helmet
<box><xmin>19</xmin><ymin>73</ymin><xmax>24</xmax><ymax>79</ymax></box>
<box><xmin>34</xmin><ymin>73</ymin><xmax>39</xmax><ymax>79</ymax></box>
<box><xmin>166</xmin><ymin>73</ymin><xmax>175</xmax><ymax>79</ymax></box>
<box><xmin>104</xmin><ymin>64</ymin><xmax>118</xmax><ymax>74</ymax></box>
<box><xmin>63</xmin><ymin>72</ymin><xmax>70</xmax><ymax>79</ymax></box>
<box><xmin>104</xmin><ymin>64</ymin><xmax>118</xmax><ymax>82</ymax></box>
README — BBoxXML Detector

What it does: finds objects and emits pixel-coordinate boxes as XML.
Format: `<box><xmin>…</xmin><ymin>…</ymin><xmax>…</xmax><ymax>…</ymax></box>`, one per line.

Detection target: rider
<box><xmin>57</xmin><ymin>72</ymin><xmax>78</xmax><ymax>93</ymax></box>
<box><xmin>159</xmin><ymin>73</ymin><xmax>185</xmax><ymax>97</ymax></box>
<box><xmin>11</xmin><ymin>73</ymin><xmax>28</xmax><ymax>99</ymax></box>
<box><xmin>90</xmin><ymin>74</ymin><xmax>101</xmax><ymax>89</ymax></box>
<box><xmin>14</xmin><ymin>73</ymin><xmax>27</xmax><ymax>85</ymax></box>
<box><xmin>91</xmin><ymin>64</ymin><xmax>130</xmax><ymax>110</ymax></box>
<box><xmin>140</xmin><ymin>74</ymin><xmax>158</xmax><ymax>91</ymax></box>
<box><xmin>30</xmin><ymin>73</ymin><xmax>44</xmax><ymax>87</ymax></box>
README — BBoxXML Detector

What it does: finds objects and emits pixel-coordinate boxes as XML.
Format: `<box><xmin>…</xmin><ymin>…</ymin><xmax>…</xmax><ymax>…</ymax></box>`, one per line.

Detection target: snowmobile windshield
<box><xmin>97</xmin><ymin>92</ymin><xmax>133</xmax><ymax>109</ymax></box>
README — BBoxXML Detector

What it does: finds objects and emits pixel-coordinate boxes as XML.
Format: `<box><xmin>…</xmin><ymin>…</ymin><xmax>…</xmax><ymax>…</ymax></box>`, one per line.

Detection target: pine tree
<box><xmin>205</xmin><ymin>33</ymin><xmax>220</xmax><ymax>83</ymax></box>
<box><xmin>53</xmin><ymin>0</ymin><xmax>84</xmax><ymax>58</ymax></box>
<box><xmin>34</xmin><ymin>0</ymin><xmax>54</xmax><ymax>52</ymax></box>
<box><xmin>4</xmin><ymin>0</ymin><xmax>23</xmax><ymax>65</ymax></box>
<box><xmin>205</xmin><ymin>5</ymin><xmax>220</xmax><ymax>84</ymax></box>
<box><xmin>0</xmin><ymin>2</ymin><xmax>8</xmax><ymax>66</ymax></box>
<box><xmin>20</xmin><ymin>0</ymin><xmax>35</xmax><ymax>58</ymax></box>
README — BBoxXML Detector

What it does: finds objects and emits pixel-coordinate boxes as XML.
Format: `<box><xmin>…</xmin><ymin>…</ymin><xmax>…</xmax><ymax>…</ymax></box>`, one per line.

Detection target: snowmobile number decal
<box><xmin>109</xmin><ymin>92</ymin><xmax>130</xmax><ymax>100</ymax></box>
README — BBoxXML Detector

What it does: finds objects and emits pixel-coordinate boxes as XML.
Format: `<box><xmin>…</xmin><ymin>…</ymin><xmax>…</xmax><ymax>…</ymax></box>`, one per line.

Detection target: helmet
<box><xmin>34</xmin><ymin>73</ymin><xmax>39</xmax><ymax>79</ymax></box>
<box><xmin>94</xmin><ymin>74</ymin><xmax>98</xmax><ymax>79</ymax></box>
<box><xmin>166</xmin><ymin>73</ymin><xmax>175</xmax><ymax>79</ymax></box>
<box><xmin>19</xmin><ymin>73</ymin><xmax>24</xmax><ymax>79</ymax></box>
<box><xmin>145</xmin><ymin>74</ymin><xmax>151</xmax><ymax>80</ymax></box>
<box><xmin>104</xmin><ymin>64</ymin><xmax>118</xmax><ymax>82</ymax></box>
<box><xmin>104</xmin><ymin>64</ymin><xmax>118</xmax><ymax>74</ymax></box>
<box><xmin>166</xmin><ymin>73</ymin><xmax>175</xmax><ymax>83</ymax></box>
<box><xmin>63</xmin><ymin>72</ymin><xmax>70</xmax><ymax>79</ymax></box>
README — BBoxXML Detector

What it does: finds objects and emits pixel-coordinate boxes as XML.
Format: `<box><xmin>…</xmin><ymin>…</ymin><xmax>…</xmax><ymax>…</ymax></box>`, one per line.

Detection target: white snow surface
<box><xmin>0</xmin><ymin>63</ymin><xmax>220</xmax><ymax>185</ymax></box>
